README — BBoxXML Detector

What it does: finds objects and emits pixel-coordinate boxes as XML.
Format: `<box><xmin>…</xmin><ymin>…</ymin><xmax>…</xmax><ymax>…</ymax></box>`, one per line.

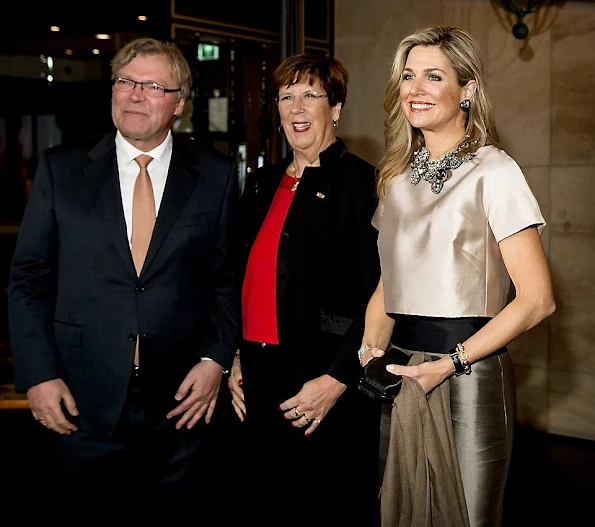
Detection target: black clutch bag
<box><xmin>357</xmin><ymin>347</ymin><xmax>411</xmax><ymax>404</ymax></box>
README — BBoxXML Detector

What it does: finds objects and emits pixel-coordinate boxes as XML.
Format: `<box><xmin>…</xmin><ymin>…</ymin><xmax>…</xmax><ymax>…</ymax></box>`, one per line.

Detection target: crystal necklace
<box><xmin>410</xmin><ymin>139</ymin><xmax>479</xmax><ymax>194</ymax></box>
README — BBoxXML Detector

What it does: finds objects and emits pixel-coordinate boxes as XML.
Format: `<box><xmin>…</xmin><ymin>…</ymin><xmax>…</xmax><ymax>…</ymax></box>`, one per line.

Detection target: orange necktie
<box><xmin>131</xmin><ymin>154</ymin><xmax>155</xmax><ymax>366</ymax></box>
<box><xmin>131</xmin><ymin>154</ymin><xmax>155</xmax><ymax>275</ymax></box>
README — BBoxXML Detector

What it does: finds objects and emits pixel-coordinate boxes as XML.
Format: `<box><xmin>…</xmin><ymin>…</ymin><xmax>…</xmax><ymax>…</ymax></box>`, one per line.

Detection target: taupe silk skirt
<box><xmin>382</xmin><ymin>315</ymin><xmax>516</xmax><ymax>527</ymax></box>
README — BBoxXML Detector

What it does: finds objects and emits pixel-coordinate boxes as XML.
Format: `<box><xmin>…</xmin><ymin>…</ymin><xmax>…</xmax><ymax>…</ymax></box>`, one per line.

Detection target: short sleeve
<box><xmin>483</xmin><ymin>153</ymin><xmax>546</xmax><ymax>242</ymax></box>
<box><xmin>372</xmin><ymin>199</ymin><xmax>384</xmax><ymax>230</ymax></box>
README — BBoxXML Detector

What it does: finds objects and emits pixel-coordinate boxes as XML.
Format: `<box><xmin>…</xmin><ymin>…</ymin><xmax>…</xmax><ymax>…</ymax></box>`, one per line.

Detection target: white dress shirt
<box><xmin>115</xmin><ymin>130</ymin><xmax>173</xmax><ymax>247</ymax></box>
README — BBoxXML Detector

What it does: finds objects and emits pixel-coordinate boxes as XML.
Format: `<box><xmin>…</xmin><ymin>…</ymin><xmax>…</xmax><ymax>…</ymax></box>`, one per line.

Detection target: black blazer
<box><xmin>8</xmin><ymin>132</ymin><xmax>239</xmax><ymax>435</ymax></box>
<box><xmin>238</xmin><ymin>139</ymin><xmax>380</xmax><ymax>387</ymax></box>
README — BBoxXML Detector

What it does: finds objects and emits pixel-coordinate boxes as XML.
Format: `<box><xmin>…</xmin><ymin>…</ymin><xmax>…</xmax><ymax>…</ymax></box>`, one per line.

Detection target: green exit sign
<box><xmin>198</xmin><ymin>43</ymin><xmax>220</xmax><ymax>61</ymax></box>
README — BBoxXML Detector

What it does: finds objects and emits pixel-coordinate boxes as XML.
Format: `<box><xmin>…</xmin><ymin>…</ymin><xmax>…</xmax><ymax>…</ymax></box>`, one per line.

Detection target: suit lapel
<box><xmin>141</xmin><ymin>141</ymin><xmax>199</xmax><ymax>274</ymax></box>
<box><xmin>285</xmin><ymin>165</ymin><xmax>333</xmax><ymax>236</ymax></box>
<box><xmin>284</xmin><ymin>140</ymin><xmax>347</xmax><ymax>237</ymax></box>
<box><xmin>86</xmin><ymin>134</ymin><xmax>137</xmax><ymax>276</ymax></box>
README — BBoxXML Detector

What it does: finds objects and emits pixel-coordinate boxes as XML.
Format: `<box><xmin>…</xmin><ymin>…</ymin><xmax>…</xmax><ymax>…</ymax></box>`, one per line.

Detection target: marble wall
<box><xmin>336</xmin><ymin>0</ymin><xmax>595</xmax><ymax>440</ymax></box>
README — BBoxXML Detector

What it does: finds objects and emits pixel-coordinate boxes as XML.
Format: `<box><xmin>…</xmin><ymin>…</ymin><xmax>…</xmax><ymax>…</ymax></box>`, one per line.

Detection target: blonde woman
<box><xmin>360</xmin><ymin>26</ymin><xmax>555</xmax><ymax>526</ymax></box>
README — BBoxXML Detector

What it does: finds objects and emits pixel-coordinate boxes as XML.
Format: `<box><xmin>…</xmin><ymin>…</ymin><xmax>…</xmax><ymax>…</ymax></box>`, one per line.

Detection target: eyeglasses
<box><xmin>275</xmin><ymin>91</ymin><xmax>328</xmax><ymax>107</ymax></box>
<box><xmin>112</xmin><ymin>77</ymin><xmax>182</xmax><ymax>98</ymax></box>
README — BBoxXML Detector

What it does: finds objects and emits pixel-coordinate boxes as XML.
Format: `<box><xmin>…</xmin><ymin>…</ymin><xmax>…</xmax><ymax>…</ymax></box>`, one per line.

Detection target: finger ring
<box><xmin>313</xmin><ymin>419</ymin><xmax>321</xmax><ymax>425</ymax></box>
<box><xmin>294</xmin><ymin>408</ymin><xmax>303</xmax><ymax>418</ymax></box>
<box><xmin>305</xmin><ymin>416</ymin><xmax>314</xmax><ymax>423</ymax></box>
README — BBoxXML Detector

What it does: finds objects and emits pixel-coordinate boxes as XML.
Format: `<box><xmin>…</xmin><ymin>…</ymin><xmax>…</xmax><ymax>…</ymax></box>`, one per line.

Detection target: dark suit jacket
<box><xmin>237</xmin><ymin>138</ymin><xmax>380</xmax><ymax>389</ymax></box>
<box><xmin>8</xmin><ymin>132</ymin><xmax>239</xmax><ymax>435</ymax></box>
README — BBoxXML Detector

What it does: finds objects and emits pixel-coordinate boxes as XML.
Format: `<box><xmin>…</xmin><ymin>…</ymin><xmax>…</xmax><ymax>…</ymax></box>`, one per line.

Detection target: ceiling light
<box><xmin>95</xmin><ymin>34</ymin><xmax>111</xmax><ymax>40</ymax></box>
<box><xmin>65</xmin><ymin>49</ymin><xmax>73</xmax><ymax>56</ymax></box>
<box><xmin>92</xmin><ymin>49</ymin><xmax>100</xmax><ymax>55</ymax></box>
<box><xmin>50</xmin><ymin>26</ymin><xmax>60</xmax><ymax>32</ymax></box>
<box><xmin>138</xmin><ymin>15</ymin><xmax>147</xmax><ymax>21</ymax></box>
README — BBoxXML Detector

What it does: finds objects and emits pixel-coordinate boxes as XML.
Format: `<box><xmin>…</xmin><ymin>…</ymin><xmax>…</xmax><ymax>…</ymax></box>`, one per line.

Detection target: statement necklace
<box><xmin>410</xmin><ymin>138</ymin><xmax>479</xmax><ymax>194</ymax></box>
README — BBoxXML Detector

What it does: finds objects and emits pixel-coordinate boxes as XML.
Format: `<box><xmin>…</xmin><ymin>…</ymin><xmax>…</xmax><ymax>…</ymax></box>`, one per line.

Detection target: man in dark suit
<box><xmin>7</xmin><ymin>38</ymin><xmax>238</xmax><ymax>507</ymax></box>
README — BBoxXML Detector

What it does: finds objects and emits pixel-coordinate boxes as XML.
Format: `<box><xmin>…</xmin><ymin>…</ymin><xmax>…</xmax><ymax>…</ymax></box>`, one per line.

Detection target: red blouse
<box><xmin>242</xmin><ymin>173</ymin><xmax>297</xmax><ymax>344</ymax></box>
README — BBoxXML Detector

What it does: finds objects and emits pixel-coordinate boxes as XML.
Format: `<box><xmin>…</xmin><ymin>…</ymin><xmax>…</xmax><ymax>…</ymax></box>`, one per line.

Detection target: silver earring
<box><xmin>460</xmin><ymin>99</ymin><xmax>470</xmax><ymax>112</ymax></box>
<box><xmin>333</xmin><ymin>120</ymin><xmax>338</xmax><ymax>128</ymax></box>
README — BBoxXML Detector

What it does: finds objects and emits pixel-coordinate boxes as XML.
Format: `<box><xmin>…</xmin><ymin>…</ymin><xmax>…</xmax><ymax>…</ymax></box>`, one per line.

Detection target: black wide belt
<box><xmin>391</xmin><ymin>314</ymin><xmax>493</xmax><ymax>354</ymax></box>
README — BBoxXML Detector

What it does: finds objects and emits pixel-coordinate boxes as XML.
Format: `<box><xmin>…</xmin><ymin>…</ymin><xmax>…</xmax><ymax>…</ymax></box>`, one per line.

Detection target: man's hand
<box><xmin>27</xmin><ymin>379</ymin><xmax>79</xmax><ymax>435</ymax></box>
<box><xmin>166</xmin><ymin>360</ymin><xmax>225</xmax><ymax>429</ymax></box>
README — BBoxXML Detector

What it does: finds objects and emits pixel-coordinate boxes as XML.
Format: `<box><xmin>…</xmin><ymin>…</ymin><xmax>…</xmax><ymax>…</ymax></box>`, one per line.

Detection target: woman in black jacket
<box><xmin>227</xmin><ymin>54</ymin><xmax>381</xmax><ymax>526</ymax></box>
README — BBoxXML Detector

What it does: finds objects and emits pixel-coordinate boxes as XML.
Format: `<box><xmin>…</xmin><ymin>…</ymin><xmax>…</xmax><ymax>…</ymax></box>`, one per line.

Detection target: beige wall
<box><xmin>336</xmin><ymin>0</ymin><xmax>595</xmax><ymax>440</ymax></box>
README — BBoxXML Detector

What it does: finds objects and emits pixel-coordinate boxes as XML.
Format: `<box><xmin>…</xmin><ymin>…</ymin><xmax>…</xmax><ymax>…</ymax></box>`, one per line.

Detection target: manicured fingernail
<box><xmin>386</xmin><ymin>365</ymin><xmax>395</xmax><ymax>373</ymax></box>
<box><xmin>238</xmin><ymin>379</ymin><xmax>243</xmax><ymax>385</ymax></box>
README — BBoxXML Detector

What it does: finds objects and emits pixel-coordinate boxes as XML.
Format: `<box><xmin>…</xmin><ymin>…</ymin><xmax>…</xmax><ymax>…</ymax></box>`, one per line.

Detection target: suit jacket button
<box><xmin>136</xmin><ymin>286</ymin><xmax>146</xmax><ymax>292</ymax></box>
<box><xmin>128</xmin><ymin>334</ymin><xmax>136</xmax><ymax>341</ymax></box>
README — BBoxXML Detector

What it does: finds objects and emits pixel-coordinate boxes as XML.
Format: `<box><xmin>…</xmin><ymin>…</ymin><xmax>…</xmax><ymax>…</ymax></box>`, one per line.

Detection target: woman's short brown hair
<box><xmin>272</xmin><ymin>53</ymin><xmax>348</xmax><ymax>108</ymax></box>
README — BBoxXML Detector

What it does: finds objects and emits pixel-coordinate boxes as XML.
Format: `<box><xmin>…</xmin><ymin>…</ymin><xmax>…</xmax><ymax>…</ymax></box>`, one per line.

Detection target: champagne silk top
<box><xmin>372</xmin><ymin>145</ymin><xmax>545</xmax><ymax>318</ymax></box>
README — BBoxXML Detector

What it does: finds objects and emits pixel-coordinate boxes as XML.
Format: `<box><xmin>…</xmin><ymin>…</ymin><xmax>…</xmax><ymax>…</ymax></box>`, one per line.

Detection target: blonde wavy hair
<box><xmin>377</xmin><ymin>26</ymin><xmax>500</xmax><ymax>198</ymax></box>
<box><xmin>111</xmin><ymin>38</ymin><xmax>192</xmax><ymax>100</ymax></box>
